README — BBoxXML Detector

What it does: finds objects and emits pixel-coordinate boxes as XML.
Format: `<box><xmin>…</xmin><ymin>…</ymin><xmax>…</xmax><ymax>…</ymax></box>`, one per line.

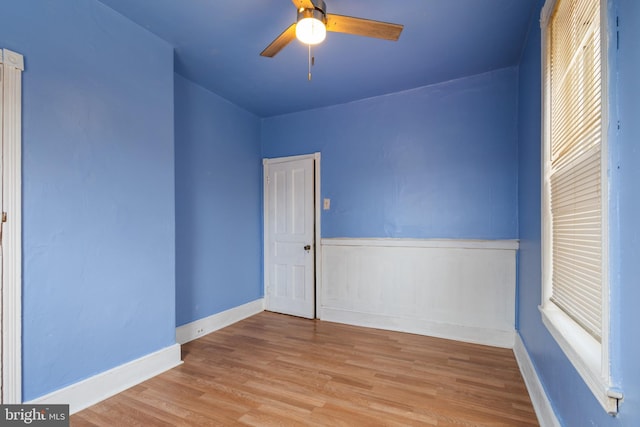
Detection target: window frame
<box><xmin>539</xmin><ymin>0</ymin><xmax>621</xmax><ymax>415</ymax></box>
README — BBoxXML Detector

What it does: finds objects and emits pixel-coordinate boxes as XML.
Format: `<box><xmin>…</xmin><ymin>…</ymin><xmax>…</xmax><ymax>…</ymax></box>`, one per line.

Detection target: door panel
<box><xmin>265</xmin><ymin>157</ymin><xmax>315</xmax><ymax>318</ymax></box>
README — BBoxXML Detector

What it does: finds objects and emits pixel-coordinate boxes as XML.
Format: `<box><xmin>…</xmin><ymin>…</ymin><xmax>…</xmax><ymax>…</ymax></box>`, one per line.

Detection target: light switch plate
<box><xmin>323</xmin><ymin>198</ymin><xmax>331</xmax><ymax>210</ymax></box>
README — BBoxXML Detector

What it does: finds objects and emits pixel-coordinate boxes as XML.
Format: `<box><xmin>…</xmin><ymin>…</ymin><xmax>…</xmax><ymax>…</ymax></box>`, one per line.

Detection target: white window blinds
<box><xmin>547</xmin><ymin>0</ymin><xmax>603</xmax><ymax>341</ymax></box>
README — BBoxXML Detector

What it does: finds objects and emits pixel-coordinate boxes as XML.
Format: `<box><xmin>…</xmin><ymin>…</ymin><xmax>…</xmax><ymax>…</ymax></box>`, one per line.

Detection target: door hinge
<box><xmin>0</xmin><ymin>212</ymin><xmax>4</xmax><ymax>245</ymax></box>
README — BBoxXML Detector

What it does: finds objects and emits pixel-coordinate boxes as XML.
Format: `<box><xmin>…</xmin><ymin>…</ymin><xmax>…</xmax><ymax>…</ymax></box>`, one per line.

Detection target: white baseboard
<box><xmin>320</xmin><ymin>308</ymin><xmax>515</xmax><ymax>348</ymax></box>
<box><xmin>513</xmin><ymin>334</ymin><xmax>561</xmax><ymax>427</ymax></box>
<box><xmin>175</xmin><ymin>298</ymin><xmax>265</xmax><ymax>344</ymax></box>
<box><xmin>28</xmin><ymin>344</ymin><xmax>182</xmax><ymax>414</ymax></box>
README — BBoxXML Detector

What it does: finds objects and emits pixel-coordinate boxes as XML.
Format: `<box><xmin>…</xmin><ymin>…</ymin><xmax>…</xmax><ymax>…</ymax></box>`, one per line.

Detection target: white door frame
<box><xmin>263</xmin><ymin>153</ymin><xmax>321</xmax><ymax>318</ymax></box>
<box><xmin>1</xmin><ymin>48</ymin><xmax>24</xmax><ymax>404</ymax></box>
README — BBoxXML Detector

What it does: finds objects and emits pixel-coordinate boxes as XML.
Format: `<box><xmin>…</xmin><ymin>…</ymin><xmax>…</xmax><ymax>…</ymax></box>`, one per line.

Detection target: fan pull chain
<box><xmin>308</xmin><ymin>44</ymin><xmax>312</xmax><ymax>81</ymax></box>
<box><xmin>307</xmin><ymin>45</ymin><xmax>316</xmax><ymax>81</ymax></box>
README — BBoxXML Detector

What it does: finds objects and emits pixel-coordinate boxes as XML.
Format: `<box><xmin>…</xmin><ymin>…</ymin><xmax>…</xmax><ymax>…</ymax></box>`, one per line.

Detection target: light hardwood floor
<box><xmin>72</xmin><ymin>311</ymin><xmax>538</xmax><ymax>426</ymax></box>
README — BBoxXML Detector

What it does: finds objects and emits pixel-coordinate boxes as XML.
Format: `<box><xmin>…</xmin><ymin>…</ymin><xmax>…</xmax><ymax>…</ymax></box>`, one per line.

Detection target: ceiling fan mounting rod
<box><xmin>308</xmin><ymin>0</ymin><xmax>326</xmax><ymax>15</ymax></box>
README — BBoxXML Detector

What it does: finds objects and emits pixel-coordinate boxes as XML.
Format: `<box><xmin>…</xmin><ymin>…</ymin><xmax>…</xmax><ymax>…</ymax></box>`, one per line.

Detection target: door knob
<box><xmin>304</xmin><ymin>244</ymin><xmax>311</xmax><ymax>251</ymax></box>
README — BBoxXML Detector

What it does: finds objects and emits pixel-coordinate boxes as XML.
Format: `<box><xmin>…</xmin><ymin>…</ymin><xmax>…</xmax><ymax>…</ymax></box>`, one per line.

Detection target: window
<box><xmin>540</xmin><ymin>0</ymin><xmax>621</xmax><ymax>414</ymax></box>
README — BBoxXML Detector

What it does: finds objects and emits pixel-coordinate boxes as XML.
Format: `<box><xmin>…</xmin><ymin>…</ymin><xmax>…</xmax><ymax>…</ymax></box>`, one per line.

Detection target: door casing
<box><xmin>1</xmin><ymin>48</ymin><xmax>24</xmax><ymax>404</ymax></box>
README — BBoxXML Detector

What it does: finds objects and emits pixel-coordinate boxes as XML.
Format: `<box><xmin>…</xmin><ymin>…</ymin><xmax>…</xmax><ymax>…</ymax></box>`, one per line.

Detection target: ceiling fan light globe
<box><xmin>296</xmin><ymin>17</ymin><xmax>326</xmax><ymax>45</ymax></box>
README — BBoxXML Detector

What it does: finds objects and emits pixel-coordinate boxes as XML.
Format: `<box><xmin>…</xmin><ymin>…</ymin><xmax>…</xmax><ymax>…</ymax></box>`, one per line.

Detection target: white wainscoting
<box><xmin>320</xmin><ymin>238</ymin><xmax>518</xmax><ymax>348</ymax></box>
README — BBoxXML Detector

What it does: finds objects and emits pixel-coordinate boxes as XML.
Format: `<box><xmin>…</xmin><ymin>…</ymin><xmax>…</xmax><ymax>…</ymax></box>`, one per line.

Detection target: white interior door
<box><xmin>264</xmin><ymin>156</ymin><xmax>315</xmax><ymax>319</ymax></box>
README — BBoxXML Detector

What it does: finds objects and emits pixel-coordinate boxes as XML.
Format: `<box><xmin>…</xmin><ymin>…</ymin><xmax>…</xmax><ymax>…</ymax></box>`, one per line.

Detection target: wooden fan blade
<box><xmin>260</xmin><ymin>23</ymin><xmax>297</xmax><ymax>57</ymax></box>
<box><xmin>326</xmin><ymin>14</ymin><xmax>403</xmax><ymax>41</ymax></box>
<box><xmin>291</xmin><ymin>0</ymin><xmax>315</xmax><ymax>10</ymax></box>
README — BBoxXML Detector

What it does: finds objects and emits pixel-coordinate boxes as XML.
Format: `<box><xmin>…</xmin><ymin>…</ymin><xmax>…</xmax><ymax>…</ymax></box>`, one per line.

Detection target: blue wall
<box><xmin>174</xmin><ymin>75</ymin><xmax>262</xmax><ymax>327</ymax></box>
<box><xmin>0</xmin><ymin>0</ymin><xmax>176</xmax><ymax>401</ymax></box>
<box><xmin>517</xmin><ymin>0</ymin><xmax>640</xmax><ymax>425</ymax></box>
<box><xmin>262</xmin><ymin>67</ymin><xmax>519</xmax><ymax>240</ymax></box>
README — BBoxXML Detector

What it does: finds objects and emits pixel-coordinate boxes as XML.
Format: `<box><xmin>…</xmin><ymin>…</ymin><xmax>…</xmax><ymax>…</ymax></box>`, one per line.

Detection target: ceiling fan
<box><xmin>260</xmin><ymin>0</ymin><xmax>404</xmax><ymax>57</ymax></box>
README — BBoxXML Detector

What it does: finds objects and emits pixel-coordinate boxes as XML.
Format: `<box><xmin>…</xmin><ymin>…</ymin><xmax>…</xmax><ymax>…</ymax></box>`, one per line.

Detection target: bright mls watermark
<box><xmin>0</xmin><ymin>405</ymin><xmax>68</xmax><ymax>426</ymax></box>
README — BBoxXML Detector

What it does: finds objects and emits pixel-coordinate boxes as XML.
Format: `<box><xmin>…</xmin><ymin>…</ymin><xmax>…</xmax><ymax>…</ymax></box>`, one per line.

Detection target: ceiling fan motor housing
<box><xmin>297</xmin><ymin>0</ymin><xmax>327</xmax><ymax>24</ymax></box>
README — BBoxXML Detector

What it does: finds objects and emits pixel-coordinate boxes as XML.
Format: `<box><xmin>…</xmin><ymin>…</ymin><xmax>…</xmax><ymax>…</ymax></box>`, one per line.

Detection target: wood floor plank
<box><xmin>72</xmin><ymin>311</ymin><xmax>538</xmax><ymax>426</ymax></box>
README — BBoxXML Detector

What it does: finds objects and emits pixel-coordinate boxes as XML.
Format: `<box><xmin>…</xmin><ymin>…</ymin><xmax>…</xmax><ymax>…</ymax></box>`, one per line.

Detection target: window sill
<box><xmin>539</xmin><ymin>304</ymin><xmax>621</xmax><ymax>415</ymax></box>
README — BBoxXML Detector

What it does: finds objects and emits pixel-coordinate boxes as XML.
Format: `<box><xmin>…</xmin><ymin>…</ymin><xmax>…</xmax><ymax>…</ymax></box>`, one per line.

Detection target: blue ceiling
<box><xmin>97</xmin><ymin>0</ymin><xmax>536</xmax><ymax>117</ymax></box>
